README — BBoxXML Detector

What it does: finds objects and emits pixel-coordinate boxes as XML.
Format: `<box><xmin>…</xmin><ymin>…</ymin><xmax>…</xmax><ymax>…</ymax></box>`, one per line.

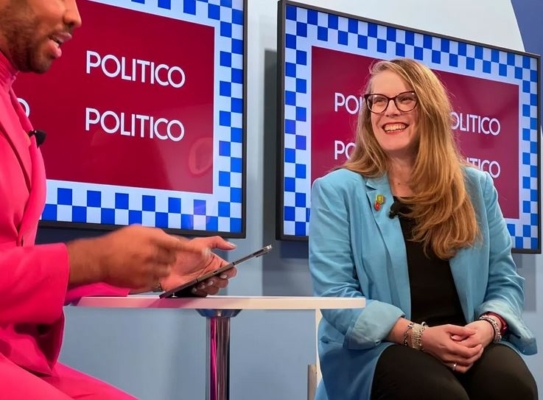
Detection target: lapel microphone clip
<box><xmin>28</xmin><ymin>130</ymin><xmax>47</xmax><ymax>147</ymax></box>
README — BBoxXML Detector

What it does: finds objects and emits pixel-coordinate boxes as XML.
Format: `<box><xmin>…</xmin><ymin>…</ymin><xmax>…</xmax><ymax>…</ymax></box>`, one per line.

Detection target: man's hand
<box><xmin>67</xmin><ymin>225</ymin><xmax>219</xmax><ymax>291</ymax></box>
<box><xmin>159</xmin><ymin>236</ymin><xmax>237</xmax><ymax>296</ymax></box>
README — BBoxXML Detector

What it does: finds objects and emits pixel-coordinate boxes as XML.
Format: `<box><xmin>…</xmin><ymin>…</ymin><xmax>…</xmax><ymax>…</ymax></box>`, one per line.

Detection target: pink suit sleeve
<box><xmin>0</xmin><ymin>242</ymin><xmax>131</xmax><ymax>325</ymax></box>
<box><xmin>0</xmin><ymin>243</ymin><xmax>70</xmax><ymax>325</ymax></box>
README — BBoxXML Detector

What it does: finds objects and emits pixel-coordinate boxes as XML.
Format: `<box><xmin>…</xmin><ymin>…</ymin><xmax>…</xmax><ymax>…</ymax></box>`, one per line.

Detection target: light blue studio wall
<box><xmin>47</xmin><ymin>0</ymin><xmax>543</xmax><ymax>399</ymax></box>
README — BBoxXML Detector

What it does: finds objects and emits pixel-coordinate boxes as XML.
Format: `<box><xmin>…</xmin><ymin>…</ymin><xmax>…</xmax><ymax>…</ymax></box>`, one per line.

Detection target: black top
<box><xmin>395</xmin><ymin>198</ymin><xmax>466</xmax><ymax>327</ymax></box>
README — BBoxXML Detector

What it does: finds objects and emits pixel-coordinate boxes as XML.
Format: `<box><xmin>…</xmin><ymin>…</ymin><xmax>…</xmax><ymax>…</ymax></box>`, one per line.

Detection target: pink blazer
<box><xmin>0</xmin><ymin>66</ymin><xmax>128</xmax><ymax>375</ymax></box>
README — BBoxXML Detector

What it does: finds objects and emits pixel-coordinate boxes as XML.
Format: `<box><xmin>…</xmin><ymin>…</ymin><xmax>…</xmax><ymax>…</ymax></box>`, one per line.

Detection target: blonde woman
<box><xmin>309</xmin><ymin>58</ymin><xmax>537</xmax><ymax>400</ymax></box>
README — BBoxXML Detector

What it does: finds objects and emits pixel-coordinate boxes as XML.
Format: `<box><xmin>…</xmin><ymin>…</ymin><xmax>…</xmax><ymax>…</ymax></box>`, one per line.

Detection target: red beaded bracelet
<box><xmin>484</xmin><ymin>312</ymin><xmax>508</xmax><ymax>336</ymax></box>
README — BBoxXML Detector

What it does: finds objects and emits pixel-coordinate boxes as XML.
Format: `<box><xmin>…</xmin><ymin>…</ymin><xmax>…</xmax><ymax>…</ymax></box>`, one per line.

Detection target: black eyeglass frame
<box><xmin>363</xmin><ymin>91</ymin><xmax>418</xmax><ymax>114</ymax></box>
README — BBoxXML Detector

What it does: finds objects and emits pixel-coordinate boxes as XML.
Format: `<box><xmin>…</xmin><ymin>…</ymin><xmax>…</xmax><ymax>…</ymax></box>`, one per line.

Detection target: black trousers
<box><xmin>371</xmin><ymin>344</ymin><xmax>537</xmax><ymax>400</ymax></box>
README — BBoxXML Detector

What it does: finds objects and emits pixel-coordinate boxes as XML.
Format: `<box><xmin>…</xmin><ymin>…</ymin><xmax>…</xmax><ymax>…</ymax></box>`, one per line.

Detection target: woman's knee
<box><xmin>466</xmin><ymin>344</ymin><xmax>538</xmax><ymax>400</ymax></box>
<box><xmin>471</xmin><ymin>371</ymin><xmax>537</xmax><ymax>400</ymax></box>
<box><xmin>474</xmin><ymin>367</ymin><xmax>537</xmax><ymax>400</ymax></box>
<box><xmin>373</xmin><ymin>372</ymin><xmax>469</xmax><ymax>400</ymax></box>
<box><xmin>371</xmin><ymin>346</ymin><xmax>469</xmax><ymax>400</ymax></box>
<box><xmin>410</xmin><ymin>378</ymin><xmax>469</xmax><ymax>400</ymax></box>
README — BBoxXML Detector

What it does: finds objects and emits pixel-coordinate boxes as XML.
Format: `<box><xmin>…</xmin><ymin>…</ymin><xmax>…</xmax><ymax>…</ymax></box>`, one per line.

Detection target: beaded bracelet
<box><xmin>402</xmin><ymin>322</ymin><xmax>427</xmax><ymax>350</ymax></box>
<box><xmin>479</xmin><ymin>315</ymin><xmax>502</xmax><ymax>343</ymax></box>
<box><xmin>411</xmin><ymin>322</ymin><xmax>426</xmax><ymax>351</ymax></box>
<box><xmin>486</xmin><ymin>312</ymin><xmax>508</xmax><ymax>335</ymax></box>
<box><xmin>403</xmin><ymin>322</ymin><xmax>414</xmax><ymax>347</ymax></box>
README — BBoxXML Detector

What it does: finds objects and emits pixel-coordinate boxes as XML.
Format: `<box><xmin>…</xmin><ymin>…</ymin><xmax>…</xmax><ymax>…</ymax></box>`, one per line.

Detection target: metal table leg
<box><xmin>197</xmin><ymin>309</ymin><xmax>241</xmax><ymax>400</ymax></box>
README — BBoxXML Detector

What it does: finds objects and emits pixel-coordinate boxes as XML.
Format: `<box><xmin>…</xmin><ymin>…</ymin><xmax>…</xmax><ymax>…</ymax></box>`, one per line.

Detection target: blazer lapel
<box><xmin>1</xmin><ymin>89</ymin><xmax>45</xmax><ymax>244</ymax></box>
<box><xmin>0</xmin><ymin>90</ymin><xmax>32</xmax><ymax>187</ymax></box>
<box><xmin>18</xmin><ymin>137</ymin><xmax>46</xmax><ymax>245</ymax></box>
<box><xmin>364</xmin><ymin>174</ymin><xmax>412</xmax><ymax>316</ymax></box>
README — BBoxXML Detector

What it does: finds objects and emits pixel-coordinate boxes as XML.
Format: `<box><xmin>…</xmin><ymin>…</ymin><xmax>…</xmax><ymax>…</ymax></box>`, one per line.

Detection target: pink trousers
<box><xmin>0</xmin><ymin>355</ymin><xmax>137</xmax><ymax>399</ymax></box>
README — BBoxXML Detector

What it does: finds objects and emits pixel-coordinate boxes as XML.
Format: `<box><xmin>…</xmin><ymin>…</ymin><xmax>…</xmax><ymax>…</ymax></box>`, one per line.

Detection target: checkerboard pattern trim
<box><xmin>42</xmin><ymin>0</ymin><xmax>245</xmax><ymax>235</ymax></box>
<box><xmin>281</xmin><ymin>3</ymin><xmax>539</xmax><ymax>250</ymax></box>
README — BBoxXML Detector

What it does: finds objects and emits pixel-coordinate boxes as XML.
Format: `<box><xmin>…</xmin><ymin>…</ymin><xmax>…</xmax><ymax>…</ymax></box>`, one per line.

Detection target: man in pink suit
<box><xmin>0</xmin><ymin>0</ymin><xmax>238</xmax><ymax>398</ymax></box>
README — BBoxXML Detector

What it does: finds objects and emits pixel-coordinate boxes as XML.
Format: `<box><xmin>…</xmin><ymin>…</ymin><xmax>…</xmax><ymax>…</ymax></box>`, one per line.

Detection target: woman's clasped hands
<box><xmin>421</xmin><ymin>321</ymin><xmax>495</xmax><ymax>373</ymax></box>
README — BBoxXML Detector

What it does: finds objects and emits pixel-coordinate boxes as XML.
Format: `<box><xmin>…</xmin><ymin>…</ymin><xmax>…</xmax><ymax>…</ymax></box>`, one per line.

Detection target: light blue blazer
<box><xmin>308</xmin><ymin>167</ymin><xmax>537</xmax><ymax>400</ymax></box>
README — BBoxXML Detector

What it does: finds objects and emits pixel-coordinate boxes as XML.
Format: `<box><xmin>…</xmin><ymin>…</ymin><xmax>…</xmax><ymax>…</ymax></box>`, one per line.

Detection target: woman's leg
<box><xmin>458</xmin><ymin>343</ymin><xmax>537</xmax><ymax>400</ymax></box>
<box><xmin>371</xmin><ymin>345</ymin><xmax>469</xmax><ymax>400</ymax></box>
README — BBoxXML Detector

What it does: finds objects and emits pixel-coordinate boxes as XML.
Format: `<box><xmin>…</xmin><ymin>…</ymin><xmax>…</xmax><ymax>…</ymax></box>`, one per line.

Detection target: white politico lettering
<box><xmin>85</xmin><ymin>108</ymin><xmax>185</xmax><ymax>142</ymax></box>
<box><xmin>334</xmin><ymin>93</ymin><xmax>363</xmax><ymax>115</ymax></box>
<box><xmin>452</xmin><ymin>112</ymin><xmax>501</xmax><ymax>136</ymax></box>
<box><xmin>86</xmin><ymin>50</ymin><xmax>186</xmax><ymax>89</ymax></box>
<box><xmin>334</xmin><ymin>140</ymin><xmax>355</xmax><ymax>160</ymax></box>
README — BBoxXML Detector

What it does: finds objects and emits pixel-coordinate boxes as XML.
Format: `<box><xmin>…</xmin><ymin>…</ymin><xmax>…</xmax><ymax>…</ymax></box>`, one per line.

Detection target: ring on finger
<box><xmin>451</xmin><ymin>362</ymin><xmax>457</xmax><ymax>372</ymax></box>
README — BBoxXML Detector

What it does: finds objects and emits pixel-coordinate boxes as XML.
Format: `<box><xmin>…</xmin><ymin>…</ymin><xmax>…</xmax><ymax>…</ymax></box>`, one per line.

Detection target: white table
<box><xmin>75</xmin><ymin>296</ymin><xmax>366</xmax><ymax>400</ymax></box>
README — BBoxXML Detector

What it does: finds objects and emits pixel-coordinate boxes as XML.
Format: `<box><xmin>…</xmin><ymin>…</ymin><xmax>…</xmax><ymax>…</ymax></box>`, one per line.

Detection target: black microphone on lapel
<box><xmin>388</xmin><ymin>199</ymin><xmax>402</xmax><ymax>219</ymax></box>
<box><xmin>28</xmin><ymin>130</ymin><xmax>47</xmax><ymax>147</ymax></box>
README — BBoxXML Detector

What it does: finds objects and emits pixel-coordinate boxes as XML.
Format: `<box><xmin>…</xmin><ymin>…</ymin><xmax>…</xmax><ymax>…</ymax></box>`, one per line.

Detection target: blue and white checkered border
<box><xmin>282</xmin><ymin>4</ymin><xmax>539</xmax><ymax>251</ymax></box>
<box><xmin>42</xmin><ymin>0</ymin><xmax>245</xmax><ymax>234</ymax></box>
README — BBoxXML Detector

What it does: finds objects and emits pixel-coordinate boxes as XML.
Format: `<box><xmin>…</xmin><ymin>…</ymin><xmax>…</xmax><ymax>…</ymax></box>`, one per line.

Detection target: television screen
<box><xmin>277</xmin><ymin>1</ymin><xmax>541</xmax><ymax>252</ymax></box>
<box><xmin>14</xmin><ymin>0</ymin><xmax>247</xmax><ymax>237</ymax></box>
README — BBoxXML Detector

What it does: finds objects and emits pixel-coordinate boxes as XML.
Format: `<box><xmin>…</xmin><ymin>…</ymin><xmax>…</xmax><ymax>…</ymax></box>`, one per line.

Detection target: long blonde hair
<box><xmin>344</xmin><ymin>58</ymin><xmax>479</xmax><ymax>259</ymax></box>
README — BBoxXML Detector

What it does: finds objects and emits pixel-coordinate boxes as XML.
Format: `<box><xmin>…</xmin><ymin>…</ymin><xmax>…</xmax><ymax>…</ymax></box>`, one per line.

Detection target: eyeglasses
<box><xmin>364</xmin><ymin>91</ymin><xmax>418</xmax><ymax>114</ymax></box>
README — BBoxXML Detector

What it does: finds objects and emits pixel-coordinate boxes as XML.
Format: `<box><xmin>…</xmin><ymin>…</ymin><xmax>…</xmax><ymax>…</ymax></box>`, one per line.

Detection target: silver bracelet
<box><xmin>403</xmin><ymin>322</ymin><xmax>414</xmax><ymax>347</ymax></box>
<box><xmin>409</xmin><ymin>323</ymin><xmax>426</xmax><ymax>351</ymax></box>
<box><xmin>479</xmin><ymin>315</ymin><xmax>502</xmax><ymax>342</ymax></box>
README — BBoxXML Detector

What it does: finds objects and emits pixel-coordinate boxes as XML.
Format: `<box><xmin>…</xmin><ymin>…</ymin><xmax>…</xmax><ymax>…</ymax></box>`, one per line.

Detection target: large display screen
<box><xmin>277</xmin><ymin>1</ymin><xmax>541</xmax><ymax>252</ymax></box>
<box><xmin>14</xmin><ymin>0</ymin><xmax>247</xmax><ymax>237</ymax></box>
